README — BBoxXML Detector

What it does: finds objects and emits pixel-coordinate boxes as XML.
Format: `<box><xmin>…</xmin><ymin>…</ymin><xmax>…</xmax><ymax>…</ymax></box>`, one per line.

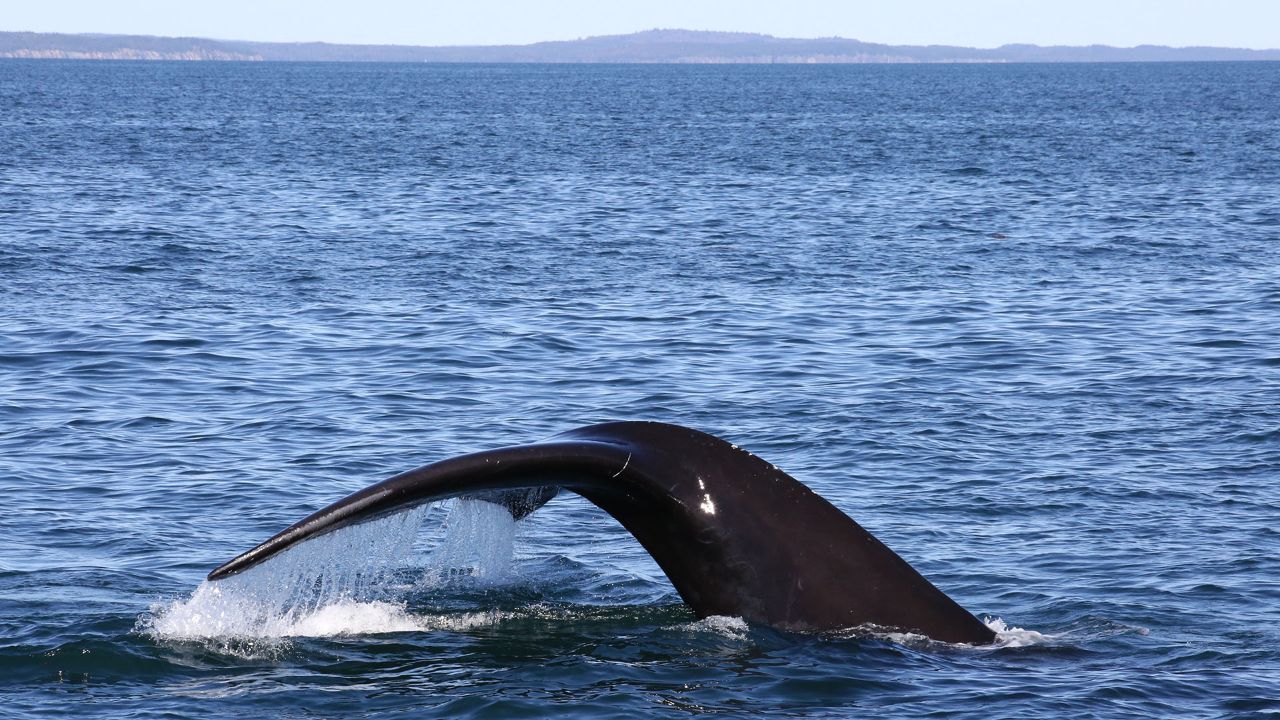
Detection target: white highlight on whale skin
<box><xmin>695</xmin><ymin>476</ymin><xmax>717</xmax><ymax>515</ymax></box>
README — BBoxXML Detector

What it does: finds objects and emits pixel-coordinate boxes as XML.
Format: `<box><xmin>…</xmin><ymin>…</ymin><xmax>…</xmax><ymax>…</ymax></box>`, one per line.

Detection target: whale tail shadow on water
<box><xmin>209</xmin><ymin>421</ymin><xmax>995</xmax><ymax>645</ymax></box>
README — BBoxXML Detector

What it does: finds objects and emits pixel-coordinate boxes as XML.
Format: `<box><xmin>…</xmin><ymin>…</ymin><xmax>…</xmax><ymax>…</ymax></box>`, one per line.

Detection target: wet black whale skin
<box><xmin>209</xmin><ymin>421</ymin><xmax>995</xmax><ymax>645</ymax></box>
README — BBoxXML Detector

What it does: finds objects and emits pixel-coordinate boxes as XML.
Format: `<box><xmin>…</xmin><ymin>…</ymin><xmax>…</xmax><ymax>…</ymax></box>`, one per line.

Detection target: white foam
<box><xmin>842</xmin><ymin>617</ymin><xmax>1052</xmax><ymax>649</ymax></box>
<box><xmin>680</xmin><ymin>615</ymin><xmax>750</xmax><ymax>639</ymax></box>
<box><xmin>983</xmin><ymin>617</ymin><xmax>1051</xmax><ymax>648</ymax></box>
<box><xmin>280</xmin><ymin>600</ymin><xmax>425</xmax><ymax>636</ymax></box>
<box><xmin>287</xmin><ymin>603</ymin><xmax>511</xmax><ymax>636</ymax></box>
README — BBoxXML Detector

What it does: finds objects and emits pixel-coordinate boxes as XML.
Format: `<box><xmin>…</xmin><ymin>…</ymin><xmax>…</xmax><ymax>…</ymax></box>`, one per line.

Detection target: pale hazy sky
<box><xmin>6</xmin><ymin>0</ymin><xmax>1280</xmax><ymax>49</ymax></box>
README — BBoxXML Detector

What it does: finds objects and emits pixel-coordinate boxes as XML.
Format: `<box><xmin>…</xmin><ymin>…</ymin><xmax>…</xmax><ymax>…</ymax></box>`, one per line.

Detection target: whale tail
<box><xmin>208</xmin><ymin>421</ymin><xmax>995</xmax><ymax>645</ymax></box>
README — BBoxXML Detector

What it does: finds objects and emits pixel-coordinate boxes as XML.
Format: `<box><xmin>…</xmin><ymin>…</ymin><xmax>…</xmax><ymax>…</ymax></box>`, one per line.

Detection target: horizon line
<box><xmin>5</xmin><ymin>28</ymin><xmax>1277</xmax><ymax>53</ymax></box>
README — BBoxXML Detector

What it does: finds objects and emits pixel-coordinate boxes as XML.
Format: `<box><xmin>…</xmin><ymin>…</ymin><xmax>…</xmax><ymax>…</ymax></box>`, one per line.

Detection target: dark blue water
<box><xmin>2</xmin><ymin>60</ymin><xmax>1278</xmax><ymax>718</ymax></box>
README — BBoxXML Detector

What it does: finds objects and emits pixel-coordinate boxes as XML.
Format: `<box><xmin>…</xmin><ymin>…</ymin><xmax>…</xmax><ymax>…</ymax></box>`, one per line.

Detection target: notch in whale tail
<box><xmin>208</xmin><ymin>421</ymin><xmax>995</xmax><ymax>645</ymax></box>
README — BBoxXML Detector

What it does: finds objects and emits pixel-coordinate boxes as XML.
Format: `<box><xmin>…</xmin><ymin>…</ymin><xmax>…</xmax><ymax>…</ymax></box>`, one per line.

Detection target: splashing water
<box><xmin>143</xmin><ymin>499</ymin><xmax>522</xmax><ymax>646</ymax></box>
<box><xmin>145</xmin><ymin>497</ymin><xmax>529</xmax><ymax>640</ymax></box>
<box><xmin>840</xmin><ymin>617</ymin><xmax>1049</xmax><ymax>650</ymax></box>
<box><xmin>145</xmin><ymin>507</ymin><xmax>429</xmax><ymax>642</ymax></box>
<box><xmin>983</xmin><ymin>617</ymin><xmax>1051</xmax><ymax>648</ymax></box>
<box><xmin>680</xmin><ymin>615</ymin><xmax>751</xmax><ymax>640</ymax></box>
<box><xmin>142</xmin><ymin>495</ymin><xmax>1037</xmax><ymax>656</ymax></box>
<box><xmin>421</xmin><ymin>498</ymin><xmax>518</xmax><ymax>585</ymax></box>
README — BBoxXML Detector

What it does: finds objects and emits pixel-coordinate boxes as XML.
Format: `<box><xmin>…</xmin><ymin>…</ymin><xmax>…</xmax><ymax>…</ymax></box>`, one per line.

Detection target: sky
<box><xmin>5</xmin><ymin>0</ymin><xmax>1280</xmax><ymax>49</ymax></box>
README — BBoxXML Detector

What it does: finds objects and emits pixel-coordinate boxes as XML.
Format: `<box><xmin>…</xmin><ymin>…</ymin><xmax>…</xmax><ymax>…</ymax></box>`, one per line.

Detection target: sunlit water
<box><xmin>1</xmin><ymin>60</ymin><xmax>1278</xmax><ymax>718</ymax></box>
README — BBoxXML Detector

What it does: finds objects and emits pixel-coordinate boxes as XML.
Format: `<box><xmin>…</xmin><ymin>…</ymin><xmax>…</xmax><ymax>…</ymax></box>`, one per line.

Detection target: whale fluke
<box><xmin>209</xmin><ymin>421</ymin><xmax>995</xmax><ymax>644</ymax></box>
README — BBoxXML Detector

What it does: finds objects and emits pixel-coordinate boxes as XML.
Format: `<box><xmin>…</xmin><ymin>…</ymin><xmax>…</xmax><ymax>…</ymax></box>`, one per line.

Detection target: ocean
<box><xmin>1</xmin><ymin>60</ymin><xmax>1277</xmax><ymax>718</ymax></box>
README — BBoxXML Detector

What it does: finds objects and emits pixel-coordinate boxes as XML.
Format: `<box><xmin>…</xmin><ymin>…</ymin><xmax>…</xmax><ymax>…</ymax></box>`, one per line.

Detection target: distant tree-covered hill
<box><xmin>2</xmin><ymin>29</ymin><xmax>1277</xmax><ymax>63</ymax></box>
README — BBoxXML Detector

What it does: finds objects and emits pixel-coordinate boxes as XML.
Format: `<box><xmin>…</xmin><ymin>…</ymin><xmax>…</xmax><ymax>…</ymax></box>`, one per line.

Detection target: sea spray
<box><xmin>420</xmin><ymin>498</ymin><xmax>518</xmax><ymax>585</ymax></box>
<box><xmin>144</xmin><ymin>499</ymin><xmax>530</xmax><ymax>645</ymax></box>
<box><xmin>145</xmin><ymin>505</ymin><xmax>430</xmax><ymax>642</ymax></box>
<box><xmin>983</xmin><ymin>617</ymin><xmax>1051</xmax><ymax>648</ymax></box>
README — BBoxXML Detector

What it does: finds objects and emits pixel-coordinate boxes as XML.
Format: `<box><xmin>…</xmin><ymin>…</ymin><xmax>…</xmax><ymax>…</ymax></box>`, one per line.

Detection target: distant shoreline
<box><xmin>3</xmin><ymin>29</ymin><xmax>1278</xmax><ymax>64</ymax></box>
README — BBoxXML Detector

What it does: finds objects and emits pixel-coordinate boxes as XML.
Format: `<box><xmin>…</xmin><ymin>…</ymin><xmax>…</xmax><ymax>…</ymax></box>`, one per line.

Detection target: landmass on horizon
<box><xmin>3</xmin><ymin>28</ymin><xmax>1278</xmax><ymax>63</ymax></box>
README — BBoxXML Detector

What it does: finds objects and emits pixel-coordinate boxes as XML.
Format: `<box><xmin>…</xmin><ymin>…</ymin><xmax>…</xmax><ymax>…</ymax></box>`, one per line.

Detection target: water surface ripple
<box><xmin>1</xmin><ymin>61</ymin><xmax>1278</xmax><ymax>718</ymax></box>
